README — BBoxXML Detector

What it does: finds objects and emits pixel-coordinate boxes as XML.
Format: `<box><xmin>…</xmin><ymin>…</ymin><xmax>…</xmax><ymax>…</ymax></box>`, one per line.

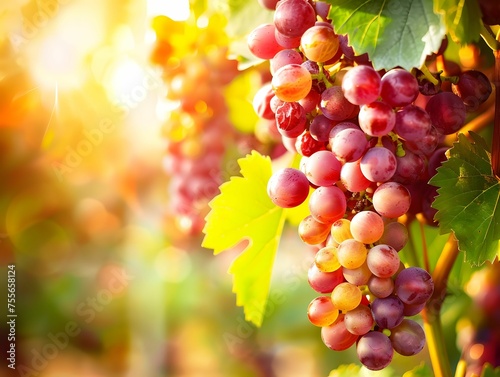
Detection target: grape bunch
<box><xmin>249</xmin><ymin>0</ymin><xmax>492</xmax><ymax>371</ymax></box>
<box><xmin>150</xmin><ymin>13</ymin><xmax>278</xmax><ymax>240</ymax></box>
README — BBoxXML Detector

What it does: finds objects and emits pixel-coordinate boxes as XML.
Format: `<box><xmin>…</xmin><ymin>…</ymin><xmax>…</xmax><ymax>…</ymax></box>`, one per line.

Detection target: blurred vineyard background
<box><xmin>0</xmin><ymin>0</ymin><xmax>495</xmax><ymax>376</ymax></box>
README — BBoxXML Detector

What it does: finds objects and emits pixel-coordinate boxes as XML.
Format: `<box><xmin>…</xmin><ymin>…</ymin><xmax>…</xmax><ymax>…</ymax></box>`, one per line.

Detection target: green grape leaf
<box><xmin>429</xmin><ymin>132</ymin><xmax>500</xmax><ymax>266</ymax></box>
<box><xmin>202</xmin><ymin>151</ymin><xmax>286</xmax><ymax>327</ymax></box>
<box><xmin>482</xmin><ymin>363</ymin><xmax>500</xmax><ymax>377</ymax></box>
<box><xmin>402</xmin><ymin>363</ymin><xmax>434</xmax><ymax>377</ymax></box>
<box><xmin>328</xmin><ymin>364</ymin><xmax>362</xmax><ymax>377</ymax></box>
<box><xmin>434</xmin><ymin>0</ymin><xmax>482</xmax><ymax>44</ymax></box>
<box><xmin>327</xmin><ymin>0</ymin><xmax>446</xmax><ymax>71</ymax></box>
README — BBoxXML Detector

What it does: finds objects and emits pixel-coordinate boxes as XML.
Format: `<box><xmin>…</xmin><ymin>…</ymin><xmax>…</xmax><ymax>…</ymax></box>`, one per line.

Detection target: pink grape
<box><xmin>380</xmin><ymin>68</ymin><xmax>419</xmax><ymax>107</ymax></box>
<box><xmin>270</xmin><ymin>49</ymin><xmax>304</xmax><ymax>75</ymax></box>
<box><xmin>342</xmin><ymin>65</ymin><xmax>381</xmax><ymax>105</ymax></box>
<box><xmin>272</xmin><ymin>64</ymin><xmax>312</xmax><ymax>102</ymax></box>
<box><xmin>267</xmin><ymin>168</ymin><xmax>310</xmax><ymax>208</ymax></box>
<box><xmin>340</xmin><ymin>159</ymin><xmax>372</xmax><ymax>192</ymax></box>
<box><xmin>330</xmin><ymin>127</ymin><xmax>368</xmax><ymax>163</ymax></box>
<box><xmin>304</xmin><ymin>150</ymin><xmax>342</xmax><ymax>186</ymax></box>
<box><xmin>367</xmin><ymin>244</ymin><xmax>401</xmax><ymax>278</ymax></box>
<box><xmin>321</xmin><ymin>314</ymin><xmax>359</xmax><ymax>351</ymax></box>
<box><xmin>360</xmin><ymin>146</ymin><xmax>397</xmax><ymax>183</ymax></box>
<box><xmin>274</xmin><ymin>0</ymin><xmax>317</xmax><ymax>38</ymax></box>
<box><xmin>247</xmin><ymin>23</ymin><xmax>284</xmax><ymax>60</ymax></box>
<box><xmin>300</xmin><ymin>25</ymin><xmax>340</xmax><ymax>63</ymax></box>
<box><xmin>307</xmin><ymin>296</ymin><xmax>339</xmax><ymax>327</ymax></box>
<box><xmin>309</xmin><ymin>185</ymin><xmax>347</xmax><ymax>224</ymax></box>
<box><xmin>372</xmin><ymin>182</ymin><xmax>411</xmax><ymax>218</ymax></box>
<box><xmin>358</xmin><ymin>101</ymin><xmax>396</xmax><ymax>137</ymax></box>
<box><xmin>350</xmin><ymin>211</ymin><xmax>384</xmax><ymax>244</ymax></box>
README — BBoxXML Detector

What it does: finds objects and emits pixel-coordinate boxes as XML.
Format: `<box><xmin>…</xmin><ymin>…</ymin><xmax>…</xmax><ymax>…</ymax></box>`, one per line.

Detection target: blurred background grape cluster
<box><xmin>0</xmin><ymin>0</ymin><xmax>498</xmax><ymax>376</ymax></box>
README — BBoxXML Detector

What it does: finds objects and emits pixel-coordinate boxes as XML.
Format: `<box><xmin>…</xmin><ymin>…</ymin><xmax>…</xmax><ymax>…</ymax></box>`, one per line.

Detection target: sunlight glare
<box><xmin>147</xmin><ymin>0</ymin><xmax>190</xmax><ymax>20</ymax></box>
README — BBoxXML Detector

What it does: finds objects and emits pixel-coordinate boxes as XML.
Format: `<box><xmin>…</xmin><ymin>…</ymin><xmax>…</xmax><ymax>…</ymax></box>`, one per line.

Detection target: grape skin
<box><xmin>395</xmin><ymin>267</ymin><xmax>434</xmax><ymax>306</ymax></box>
<box><xmin>389</xmin><ymin>319</ymin><xmax>426</xmax><ymax>356</ymax></box>
<box><xmin>357</xmin><ymin>331</ymin><xmax>394</xmax><ymax>371</ymax></box>
<box><xmin>272</xmin><ymin>64</ymin><xmax>313</xmax><ymax>102</ymax></box>
<box><xmin>267</xmin><ymin>168</ymin><xmax>310</xmax><ymax>208</ymax></box>
<box><xmin>342</xmin><ymin>65</ymin><xmax>381</xmax><ymax>105</ymax></box>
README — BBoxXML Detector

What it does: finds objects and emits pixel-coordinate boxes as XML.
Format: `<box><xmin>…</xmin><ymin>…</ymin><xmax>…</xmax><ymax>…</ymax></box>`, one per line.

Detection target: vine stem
<box><xmin>422</xmin><ymin>233</ymin><xmax>459</xmax><ymax>377</ymax></box>
<box><xmin>492</xmin><ymin>48</ymin><xmax>500</xmax><ymax>179</ymax></box>
<box><xmin>480</xmin><ymin>22</ymin><xmax>500</xmax><ymax>179</ymax></box>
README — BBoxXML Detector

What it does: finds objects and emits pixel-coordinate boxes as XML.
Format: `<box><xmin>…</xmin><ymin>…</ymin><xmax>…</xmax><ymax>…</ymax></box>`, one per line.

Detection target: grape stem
<box><xmin>422</xmin><ymin>233</ymin><xmax>459</xmax><ymax>377</ymax></box>
<box><xmin>419</xmin><ymin>64</ymin><xmax>439</xmax><ymax>86</ymax></box>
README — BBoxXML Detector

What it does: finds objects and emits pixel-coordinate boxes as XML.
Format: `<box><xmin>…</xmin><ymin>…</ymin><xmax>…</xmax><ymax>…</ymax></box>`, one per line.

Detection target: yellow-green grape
<box><xmin>315</xmin><ymin>246</ymin><xmax>341</xmax><ymax>272</ymax></box>
<box><xmin>337</xmin><ymin>238</ymin><xmax>367</xmax><ymax>269</ymax></box>
<box><xmin>331</xmin><ymin>218</ymin><xmax>353</xmax><ymax>244</ymax></box>
<box><xmin>331</xmin><ymin>282</ymin><xmax>362</xmax><ymax>311</ymax></box>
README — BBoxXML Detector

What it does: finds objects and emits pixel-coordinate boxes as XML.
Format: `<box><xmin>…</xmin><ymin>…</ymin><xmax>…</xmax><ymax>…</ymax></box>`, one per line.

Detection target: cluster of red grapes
<box><xmin>150</xmin><ymin>15</ymin><xmax>274</xmax><ymax>239</ymax></box>
<box><xmin>249</xmin><ymin>0</ymin><xmax>492</xmax><ymax>371</ymax></box>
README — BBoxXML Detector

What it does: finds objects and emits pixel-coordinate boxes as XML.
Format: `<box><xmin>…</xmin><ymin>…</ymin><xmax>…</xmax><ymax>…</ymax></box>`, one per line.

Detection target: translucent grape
<box><xmin>340</xmin><ymin>159</ymin><xmax>372</xmax><ymax>192</ymax></box>
<box><xmin>272</xmin><ymin>64</ymin><xmax>313</xmax><ymax>102</ymax></box>
<box><xmin>309</xmin><ymin>185</ymin><xmax>347</xmax><ymax>224</ymax></box>
<box><xmin>298</xmin><ymin>215</ymin><xmax>332</xmax><ymax>245</ymax></box>
<box><xmin>357</xmin><ymin>331</ymin><xmax>394</xmax><ymax>371</ymax></box>
<box><xmin>330</xmin><ymin>218</ymin><xmax>353</xmax><ymax>244</ymax></box>
<box><xmin>309</xmin><ymin>114</ymin><xmax>338</xmax><ymax>142</ymax></box>
<box><xmin>366</xmin><ymin>244</ymin><xmax>400</xmax><ymax>278</ymax></box>
<box><xmin>270</xmin><ymin>48</ymin><xmax>304</xmax><ymax>75</ymax></box>
<box><xmin>337</xmin><ymin>239</ymin><xmax>368</xmax><ymax>269</ymax></box>
<box><xmin>304</xmin><ymin>150</ymin><xmax>342</xmax><ymax>187</ymax></box>
<box><xmin>274</xmin><ymin>0</ymin><xmax>317</xmax><ymax>38</ymax></box>
<box><xmin>343</xmin><ymin>263</ymin><xmax>372</xmax><ymax>285</ymax></box>
<box><xmin>247</xmin><ymin>23</ymin><xmax>284</xmax><ymax>60</ymax></box>
<box><xmin>342</xmin><ymin>65</ymin><xmax>381</xmax><ymax>105</ymax></box>
<box><xmin>330</xmin><ymin>127</ymin><xmax>368</xmax><ymax>163</ymax></box>
<box><xmin>300</xmin><ymin>25</ymin><xmax>340</xmax><ymax>63</ymax></box>
<box><xmin>377</xmin><ymin>221</ymin><xmax>408</xmax><ymax>251</ymax></box>
<box><xmin>360</xmin><ymin>147</ymin><xmax>397</xmax><ymax>183</ymax></box>
<box><xmin>331</xmin><ymin>282</ymin><xmax>362</xmax><ymax>311</ymax></box>
<box><xmin>372</xmin><ymin>182</ymin><xmax>411</xmax><ymax>218</ymax></box>
<box><xmin>315</xmin><ymin>246</ymin><xmax>341</xmax><ymax>272</ymax></box>
<box><xmin>451</xmin><ymin>69</ymin><xmax>492</xmax><ymax>110</ymax></box>
<box><xmin>394</xmin><ymin>105</ymin><xmax>432</xmax><ymax>141</ymax></box>
<box><xmin>358</xmin><ymin>101</ymin><xmax>396</xmax><ymax>137</ymax></box>
<box><xmin>307</xmin><ymin>296</ymin><xmax>339</xmax><ymax>327</ymax></box>
<box><xmin>350</xmin><ymin>211</ymin><xmax>384</xmax><ymax>244</ymax></box>
<box><xmin>308</xmin><ymin>263</ymin><xmax>344</xmax><ymax>293</ymax></box>
<box><xmin>321</xmin><ymin>314</ymin><xmax>359</xmax><ymax>351</ymax></box>
<box><xmin>267</xmin><ymin>168</ymin><xmax>310</xmax><ymax>208</ymax></box>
